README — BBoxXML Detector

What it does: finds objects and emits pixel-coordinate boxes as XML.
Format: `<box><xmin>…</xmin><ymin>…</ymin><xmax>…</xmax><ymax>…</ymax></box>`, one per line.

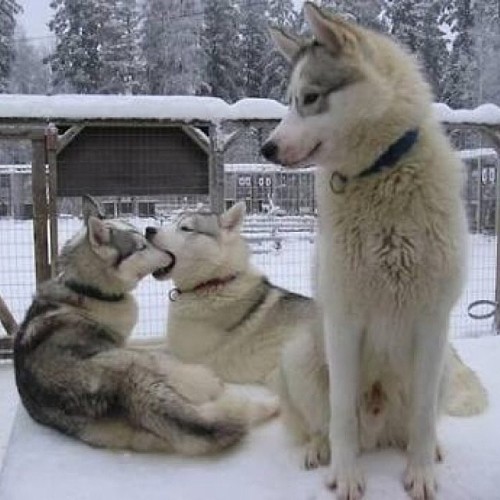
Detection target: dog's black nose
<box><xmin>261</xmin><ymin>141</ymin><xmax>278</xmax><ymax>162</ymax></box>
<box><xmin>145</xmin><ymin>227</ymin><xmax>157</xmax><ymax>240</ymax></box>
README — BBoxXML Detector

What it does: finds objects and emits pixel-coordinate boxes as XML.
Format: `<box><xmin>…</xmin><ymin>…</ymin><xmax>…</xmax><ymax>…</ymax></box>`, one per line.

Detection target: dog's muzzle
<box><xmin>145</xmin><ymin>227</ymin><xmax>176</xmax><ymax>279</ymax></box>
<box><xmin>152</xmin><ymin>250</ymin><xmax>176</xmax><ymax>280</ymax></box>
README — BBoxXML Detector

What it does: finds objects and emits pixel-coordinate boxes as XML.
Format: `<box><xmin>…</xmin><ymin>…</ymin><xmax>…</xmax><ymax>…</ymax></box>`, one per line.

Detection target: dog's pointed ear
<box><xmin>82</xmin><ymin>194</ymin><xmax>105</xmax><ymax>223</ymax></box>
<box><xmin>87</xmin><ymin>216</ymin><xmax>111</xmax><ymax>247</ymax></box>
<box><xmin>220</xmin><ymin>201</ymin><xmax>246</xmax><ymax>231</ymax></box>
<box><xmin>269</xmin><ymin>26</ymin><xmax>302</xmax><ymax>62</ymax></box>
<box><xmin>304</xmin><ymin>2</ymin><xmax>358</xmax><ymax>55</ymax></box>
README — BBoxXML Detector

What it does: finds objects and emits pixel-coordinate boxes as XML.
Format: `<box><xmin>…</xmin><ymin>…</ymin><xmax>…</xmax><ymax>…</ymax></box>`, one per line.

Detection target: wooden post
<box><xmin>46</xmin><ymin>124</ymin><xmax>59</xmax><ymax>277</ymax></box>
<box><xmin>483</xmin><ymin>126</ymin><xmax>500</xmax><ymax>334</ymax></box>
<box><xmin>0</xmin><ymin>294</ymin><xmax>17</xmax><ymax>336</ymax></box>
<box><xmin>209</xmin><ymin>123</ymin><xmax>225</xmax><ymax>213</ymax></box>
<box><xmin>31</xmin><ymin>137</ymin><xmax>50</xmax><ymax>284</ymax></box>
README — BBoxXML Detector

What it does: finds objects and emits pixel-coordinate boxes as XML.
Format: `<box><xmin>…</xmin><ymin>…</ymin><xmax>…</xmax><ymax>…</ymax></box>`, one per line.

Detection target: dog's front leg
<box><xmin>404</xmin><ymin>310</ymin><xmax>448</xmax><ymax>500</ymax></box>
<box><xmin>324</xmin><ymin>309</ymin><xmax>365</xmax><ymax>500</ymax></box>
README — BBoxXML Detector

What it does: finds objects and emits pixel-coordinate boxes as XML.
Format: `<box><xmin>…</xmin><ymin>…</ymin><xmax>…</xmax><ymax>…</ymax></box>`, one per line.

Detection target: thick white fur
<box><xmin>148</xmin><ymin>203</ymin><xmax>308</xmax><ymax>386</ymax></box>
<box><xmin>266</xmin><ymin>3</ymin><xmax>476</xmax><ymax>499</ymax></box>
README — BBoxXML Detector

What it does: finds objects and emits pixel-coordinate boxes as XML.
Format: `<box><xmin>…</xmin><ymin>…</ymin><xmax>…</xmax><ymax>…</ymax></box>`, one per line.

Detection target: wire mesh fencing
<box><xmin>0</xmin><ymin>140</ymin><xmax>35</xmax><ymax>336</ymax></box>
<box><xmin>0</xmin><ymin>123</ymin><xmax>498</xmax><ymax>341</ymax></box>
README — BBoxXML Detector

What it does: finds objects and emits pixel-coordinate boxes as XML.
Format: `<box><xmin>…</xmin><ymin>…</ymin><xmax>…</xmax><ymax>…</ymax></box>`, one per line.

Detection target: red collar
<box><xmin>168</xmin><ymin>274</ymin><xmax>238</xmax><ymax>302</ymax></box>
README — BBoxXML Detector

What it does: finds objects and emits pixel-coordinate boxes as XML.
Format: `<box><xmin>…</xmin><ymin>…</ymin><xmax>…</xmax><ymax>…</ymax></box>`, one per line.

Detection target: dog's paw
<box><xmin>303</xmin><ymin>434</ymin><xmax>330</xmax><ymax>470</ymax></box>
<box><xmin>403</xmin><ymin>463</ymin><xmax>436</xmax><ymax>500</ymax></box>
<box><xmin>326</xmin><ymin>461</ymin><xmax>365</xmax><ymax>500</ymax></box>
<box><xmin>244</xmin><ymin>396</ymin><xmax>280</xmax><ymax>426</ymax></box>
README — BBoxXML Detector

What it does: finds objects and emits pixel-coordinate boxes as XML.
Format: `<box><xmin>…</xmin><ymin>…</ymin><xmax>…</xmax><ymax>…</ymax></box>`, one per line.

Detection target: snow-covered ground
<box><xmin>0</xmin><ymin>336</ymin><xmax>498</xmax><ymax>500</ymax></box>
<box><xmin>0</xmin><ymin>216</ymin><xmax>496</xmax><ymax>339</ymax></box>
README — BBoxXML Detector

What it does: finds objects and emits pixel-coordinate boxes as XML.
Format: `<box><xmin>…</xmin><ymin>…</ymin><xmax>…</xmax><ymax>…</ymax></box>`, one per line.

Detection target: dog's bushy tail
<box><xmin>77</xmin><ymin>392</ymin><xmax>278</xmax><ymax>455</ymax></box>
<box><xmin>145</xmin><ymin>390</ymin><xmax>277</xmax><ymax>455</ymax></box>
<box><xmin>445</xmin><ymin>346</ymin><xmax>488</xmax><ymax>417</ymax></box>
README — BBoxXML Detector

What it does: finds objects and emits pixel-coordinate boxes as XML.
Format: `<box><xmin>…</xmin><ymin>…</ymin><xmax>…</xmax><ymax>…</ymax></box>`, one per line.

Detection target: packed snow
<box><xmin>0</xmin><ymin>337</ymin><xmax>498</xmax><ymax>500</ymax></box>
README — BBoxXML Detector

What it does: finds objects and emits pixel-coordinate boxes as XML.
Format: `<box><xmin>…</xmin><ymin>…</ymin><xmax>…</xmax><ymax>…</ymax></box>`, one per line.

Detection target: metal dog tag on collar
<box><xmin>168</xmin><ymin>288</ymin><xmax>181</xmax><ymax>302</ymax></box>
<box><xmin>329</xmin><ymin>171</ymin><xmax>348</xmax><ymax>194</ymax></box>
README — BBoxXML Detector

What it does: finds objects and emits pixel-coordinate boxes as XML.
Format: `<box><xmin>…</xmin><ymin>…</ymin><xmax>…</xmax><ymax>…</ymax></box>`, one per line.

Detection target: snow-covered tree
<box><xmin>0</xmin><ymin>0</ymin><xmax>21</xmax><ymax>92</ymax></box>
<box><xmin>474</xmin><ymin>0</ymin><xmax>500</xmax><ymax>105</ymax></box>
<box><xmin>48</xmin><ymin>0</ymin><xmax>106</xmax><ymax>92</ymax></box>
<box><xmin>200</xmin><ymin>0</ymin><xmax>242</xmax><ymax>102</ymax></box>
<box><xmin>8</xmin><ymin>28</ymin><xmax>51</xmax><ymax>94</ymax></box>
<box><xmin>141</xmin><ymin>0</ymin><xmax>204</xmax><ymax>95</ymax></box>
<box><xmin>141</xmin><ymin>0</ymin><xmax>169</xmax><ymax>94</ymax></box>
<box><xmin>441</xmin><ymin>0</ymin><xmax>479</xmax><ymax>108</ymax></box>
<box><xmin>240</xmin><ymin>0</ymin><xmax>269</xmax><ymax>97</ymax></box>
<box><xmin>100</xmin><ymin>0</ymin><xmax>143</xmax><ymax>94</ymax></box>
<box><xmin>261</xmin><ymin>0</ymin><xmax>296</xmax><ymax>101</ymax></box>
<box><xmin>384</xmin><ymin>0</ymin><xmax>448</xmax><ymax>100</ymax></box>
<box><xmin>48</xmin><ymin>0</ymin><xmax>143</xmax><ymax>94</ymax></box>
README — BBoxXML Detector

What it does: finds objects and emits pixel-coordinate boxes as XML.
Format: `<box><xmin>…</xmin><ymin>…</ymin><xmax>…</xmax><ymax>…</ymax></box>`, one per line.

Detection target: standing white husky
<box><xmin>262</xmin><ymin>3</ymin><xmax>471</xmax><ymax>498</ymax></box>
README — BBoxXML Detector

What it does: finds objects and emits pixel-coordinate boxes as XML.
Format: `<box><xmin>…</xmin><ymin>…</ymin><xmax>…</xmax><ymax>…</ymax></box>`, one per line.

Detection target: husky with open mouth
<box><xmin>14</xmin><ymin>196</ymin><xmax>277</xmax><ymax>454</ymax></box>
<box><xmin>144</xmin><ymin>202</ymin><xmax>313</xmax><ymax>387</ymax></box>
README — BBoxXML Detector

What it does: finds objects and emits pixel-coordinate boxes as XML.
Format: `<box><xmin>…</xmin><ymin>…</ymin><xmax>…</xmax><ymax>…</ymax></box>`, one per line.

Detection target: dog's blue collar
<box><xmin>64</xmin><ymin>280</ymin><xmax>125</xmax><ymax>302</ymax></box>
<box><xmin>329</xmin><ymin>128</ymin><xmax>419</xmax><ymax>194</ymax></box>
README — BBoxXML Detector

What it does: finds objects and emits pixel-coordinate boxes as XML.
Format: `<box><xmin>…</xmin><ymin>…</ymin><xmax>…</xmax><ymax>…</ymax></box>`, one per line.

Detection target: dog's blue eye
<box><xmin>303</xmin><ymin>93</ymin><xmax>320</xmax><ymax>106</ymax></box>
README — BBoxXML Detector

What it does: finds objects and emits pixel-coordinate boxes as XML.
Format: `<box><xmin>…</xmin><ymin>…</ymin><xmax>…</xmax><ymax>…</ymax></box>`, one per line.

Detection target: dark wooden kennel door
<box><xmin>57</xmin><ymin>126</ymin><xmax>209</xmax><ymax>196</ymax></box>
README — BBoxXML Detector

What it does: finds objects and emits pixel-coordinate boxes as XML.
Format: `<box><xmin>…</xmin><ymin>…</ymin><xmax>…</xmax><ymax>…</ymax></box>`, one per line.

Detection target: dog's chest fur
<box><xmin>316</xmin><ymin>162</ymin><xmax>461</xmax><ymax>312</ymax></box>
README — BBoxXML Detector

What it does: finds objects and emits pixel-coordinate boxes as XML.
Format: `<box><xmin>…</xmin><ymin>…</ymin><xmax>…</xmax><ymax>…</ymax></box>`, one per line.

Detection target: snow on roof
<box><xmin>0</xmin><ymin>94</ymin><xmax>287</xmax><ymax>123</ymax></box>
<box><xmin>0</xmin><ymin>164</ymin><xmax>31</xmax><ymax>174</ymax></box>
<box><xmin>434</xmin><ymin>103</ymin><xmax>500</xmax><ymax>125</ymax></box>
<box><xmin>225</xmin><ymin>163</ymin><xmax>314</xmax><ymax>174</ymax></box>
<box><xmin>458</xmin><ymin>148</ymin><xmax>498</xmax><ymax>160</ymax></box>
<box><xmin>0</xmin><ymin>94</ymin><xmax>228</xmax><ymax>122</ymax></box>
<box><xmin>1</xmin><ymin>94</ymin><xmax>498</xmax><ymax>125</ymax></box>
<box><xmin>226</xmin><ymin>98</ymin><xmax>287</xmax><ymax>121</ymax></box>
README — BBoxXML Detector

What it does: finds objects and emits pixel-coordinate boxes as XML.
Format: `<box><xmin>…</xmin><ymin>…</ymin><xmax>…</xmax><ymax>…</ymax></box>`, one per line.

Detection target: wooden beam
<box><xmin>181</xmin><ymin>125</ymin><xmax>209</xmax><ymax>155</ymax></box>
<box><xmin>208</xmin><ymin>124</ymin><xmax>225</xmax><ymax>214</ymax></box>
<box><xmin>31</xmin><ymin>137</ymin><xmax>50</xmax><ymax>284</ymax></box>
<box><xmin>57</xmin><ymin>125</ymin><xmax>84</xmax><ymax>154</ymax></box>
<box><xmin>0</xmin><ymin>295</ymin><xmax>17</xmax><ymax>336</ymax></box>
<box><xmin>46</xmin><ymin>124</ymin><xmax>59</xmax><ymax>276</ymax></box>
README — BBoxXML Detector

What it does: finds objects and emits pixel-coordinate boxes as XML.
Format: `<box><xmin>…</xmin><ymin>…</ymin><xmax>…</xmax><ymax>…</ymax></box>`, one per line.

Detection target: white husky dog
<box><xmin>262</xmin><ymin>3</ymin><xmax>472</xmax><ymax>499</ymax></box>
<box><xmin>145</xmin><ymin>202</ymin><xmax>313</xmax><ymax>386</ymax></box>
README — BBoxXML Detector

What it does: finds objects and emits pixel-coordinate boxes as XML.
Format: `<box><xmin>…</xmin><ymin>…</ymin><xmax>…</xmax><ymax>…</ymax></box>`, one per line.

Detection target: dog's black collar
<box><xmin>64</xmin><ymin>280</ymin><xmax>125</xmax><ymax>302</ymax></box>
<box><xmin>329</xmin><ymin>128</ymin><xmax>419</xmax><ymax>194</ymax></box>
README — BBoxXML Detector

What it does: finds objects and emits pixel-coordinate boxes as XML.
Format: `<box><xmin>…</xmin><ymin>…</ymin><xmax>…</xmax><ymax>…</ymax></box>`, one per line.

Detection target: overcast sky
<box><xmin>17</xmin><ymin>0</ymin><xmax>305</xmax><ymax>44</ymax></box>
